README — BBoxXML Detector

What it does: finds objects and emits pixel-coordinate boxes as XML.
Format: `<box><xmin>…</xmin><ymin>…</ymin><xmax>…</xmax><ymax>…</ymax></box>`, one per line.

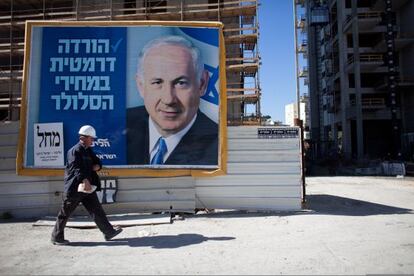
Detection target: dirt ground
<box><xmin>1</xmin><ymin>176</ymin><xmax>414</xmax><ymax>275</ymax></box>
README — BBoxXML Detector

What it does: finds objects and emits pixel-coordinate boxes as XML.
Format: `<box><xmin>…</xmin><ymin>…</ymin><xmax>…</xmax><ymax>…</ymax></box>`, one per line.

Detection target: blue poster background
<box><xmin>39</xmin><ymin>27</ymin><xmax>127</xmax><ymax>165</ymax></box>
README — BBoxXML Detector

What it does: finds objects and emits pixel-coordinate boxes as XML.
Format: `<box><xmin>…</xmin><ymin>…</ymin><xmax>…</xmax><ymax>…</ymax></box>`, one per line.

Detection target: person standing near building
<box><xmin>51</xmin><ymin>125</ymin><xmax>122</xmax><ymax>245</ymax></box>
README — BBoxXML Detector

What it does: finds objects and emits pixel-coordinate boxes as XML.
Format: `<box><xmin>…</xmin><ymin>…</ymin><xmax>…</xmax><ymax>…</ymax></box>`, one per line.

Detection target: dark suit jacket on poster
<box><xmin>126</xmin><ymin>106</ymin><xmax>218</xmax><ymax>165</ymax></box>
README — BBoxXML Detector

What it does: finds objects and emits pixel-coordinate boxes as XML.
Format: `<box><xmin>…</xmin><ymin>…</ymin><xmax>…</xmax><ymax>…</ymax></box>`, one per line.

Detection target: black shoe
<box><xmin>51</xmin><ymin>239</ymin><xmax>70</xmax><ymax>245</ymax></box>
<box><xmin>105</xmin><ymin>227</ymin><xmax>122</xmax><ymax>241</ymax></box>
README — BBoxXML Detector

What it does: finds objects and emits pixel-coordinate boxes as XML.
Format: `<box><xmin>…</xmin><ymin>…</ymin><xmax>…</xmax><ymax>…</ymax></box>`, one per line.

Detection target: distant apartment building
<box><xmin>0</xmin><ymin>0</ymin><xmax>261</xmax><ymax>125</ymax></box>
<box><xmin>296</xmin><ymin>0</ymin><xmax>414</xmax><ymax>160</ymax></box>
<box><xmin>285</xmin><ymin>95</ymin><xmax>310</xmax><ymax>128</ymax></box>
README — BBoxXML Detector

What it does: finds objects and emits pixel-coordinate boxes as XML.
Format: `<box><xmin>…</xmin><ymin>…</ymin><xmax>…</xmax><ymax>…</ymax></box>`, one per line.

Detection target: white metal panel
<box><xmin>0</xmin><ymin>193</ymin><xmax>56</xmax><ymax>209</ymax></box>
<box><xmin>0</xmin><ymin>173</ymin><xmax>61</xmax><ymax>183</ymax></box>
<box><xmin>196</xmin><ymin>174</ymin><xmax>301</xmax><ymax>186</ymax></box>
<box><xmin>1</xmin><ymin>207</ymin><xmax>54</xmax><ymax>219</ymax></box>
<box><xmin>0</xmin><ymin>121</ymin><xmax>20</xmax><ymax>134</ymax></box>
<box><xmin>0</xmin><ymin>122</ymin><xmax>195</xmax><ymax>218</ymax></box>
<box><xmin>0</xmin><ymin>180</ymin><xmax>61</xmax><ymax>195</ymax></box>
<box><xmin>226</xmin><ymin>126</ymin><xmax>271</xmax><ymax>137</ymax></box>
<box><xmin>116</xmin><ymin>187</ymin><xmax>194</xmax><ymax>203</ymax></box>
<box><xmin>1</xmin><ymin>146</ymin><xmax>17</xmax><ymax>158</ymax></box>
<box><xmin>196</xmin><ymin>186</ymin><xmax>301</xmax><ymax>198</ymax></box>
<box><xmin>227</xmin><ymin>162</ymin><xmax>301</xmax><ymax>175</ymax></box>
<box><xmin>228</xmin><ymin>150</ymin><xmax>300</xmax><ymax>163</ymax></box>
<box><xmin>228</xmin><ymin>139</ymin><xmax>299</xmax><ymax>151</ymax></box>
<box><xmin>0</xmin><ymin>123</ymin><xmax>302</xmax><ymax>217</ymax></box>
<box><xmin>119</xmin><ymin>177</ymin><xmax>194</xmax><ymax>190</ymax></box>
<box><xmin>0</xmin><ymin>133</ymin><xmax>18</xmax><ymax>146</ymax></box>
<box><xmin>0</xmin><ymin>157</ymin><xmax>17</xmax><ymax>171</ymax></box>
<box><xmin>195</xmin><ymin>126</ymin><xmax>303</xmax><ymax>211</ymax></box>
<box><xmin>93</xmin><ymin>201</ymin><xmax>194</xmax><ymax>214</ymax></box>
<box><xmin>195</xmin><ymin>197</ymin><xmax>301</xmax><ymax>211</ymax></box>
<box><xmin>115</xmin><ymin>177</ymin><xmax>195</xmax><ymax>213</ymax></box>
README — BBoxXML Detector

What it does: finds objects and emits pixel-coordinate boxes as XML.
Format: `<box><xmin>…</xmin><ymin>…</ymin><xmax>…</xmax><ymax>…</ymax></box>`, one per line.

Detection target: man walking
<box><xmin>51</xmin><ymin>125</ymin><xmax>122</xmax><ymax>245</ymax></box>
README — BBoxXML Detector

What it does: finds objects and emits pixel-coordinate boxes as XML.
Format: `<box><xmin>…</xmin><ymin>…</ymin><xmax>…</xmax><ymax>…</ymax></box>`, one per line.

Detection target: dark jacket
<box><xmin>126</xmin><ymin>106</ymin><xmax>218</xmax><ymax>165</ymax></box>
<box><xmin>64</xmin><ymin>142</ymin><xmax>102</xmax><ymax>195</ymax></box>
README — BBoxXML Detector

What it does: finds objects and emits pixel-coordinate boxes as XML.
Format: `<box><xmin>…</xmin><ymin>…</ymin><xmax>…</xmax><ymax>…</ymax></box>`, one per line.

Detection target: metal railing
<box><xmin>347</xmin><ymin>54</ymin><xmax>383</xmax><ymax>65</ymax></box>
<box><xmin>350</xmin><ymin>98</ymin><xmax>386</xmax><ymax>107</ymax></box>
<box><xmin>344</xmin><ymin>12</ymin><xmax>382</xmax><ymax>27</ymax></box>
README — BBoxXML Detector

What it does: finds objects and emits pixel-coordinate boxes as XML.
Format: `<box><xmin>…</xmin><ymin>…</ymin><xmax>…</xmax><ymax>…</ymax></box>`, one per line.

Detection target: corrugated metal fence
<box><xmin>0</xmin><ymin>122</ymin><xmax>303</xmax><ymax>218</ymax></box>
<box><xmin>195</xmin><ymin>126</ymin><xmax>302</xmax><ymax>211</ymax></box>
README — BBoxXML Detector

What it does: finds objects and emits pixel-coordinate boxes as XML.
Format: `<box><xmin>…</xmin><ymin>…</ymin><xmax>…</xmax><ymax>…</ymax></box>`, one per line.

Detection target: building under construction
<box><xmin>0</xmin><ymin>0</ymin><xmax>261</xmax><ymax>125</ymax></box>
<box><xmin>297</xmin><ymin>0</ymin><xmax>414</xmax><ymax>161</ymax></box>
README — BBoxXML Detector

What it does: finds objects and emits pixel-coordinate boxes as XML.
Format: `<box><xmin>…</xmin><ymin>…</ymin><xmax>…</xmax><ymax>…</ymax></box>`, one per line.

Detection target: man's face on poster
<box><xmin>136</xmin><ymin>44</ymin><xmax>209</xmax><ymax>137</ymax></box>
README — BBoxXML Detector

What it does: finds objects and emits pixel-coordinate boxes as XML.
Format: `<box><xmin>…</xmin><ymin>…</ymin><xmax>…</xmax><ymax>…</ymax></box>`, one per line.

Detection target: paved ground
<box><xmin>1</xmin><ymin>176</ymin><xmax>414</xmax><ymax>275</ymax></box>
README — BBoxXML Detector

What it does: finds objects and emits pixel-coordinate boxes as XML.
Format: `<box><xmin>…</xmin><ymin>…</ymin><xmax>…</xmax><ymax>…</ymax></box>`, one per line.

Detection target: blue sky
<box><xmin>258</xmin><ymin>0</ymin><xmax>303</xmax><ymax>123</ymax></box>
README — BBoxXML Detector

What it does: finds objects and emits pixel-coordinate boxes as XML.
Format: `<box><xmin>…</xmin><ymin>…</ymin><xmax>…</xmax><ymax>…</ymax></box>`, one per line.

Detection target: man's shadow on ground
<box><xmin>67</xmin><ymin>233</ymin><xmax>234</xmax><ymax>248</ymax></box>
<box><xmin>67</xmin><ymin>195</ymin><xmax>413</xmax><ymax>247</ymax></box>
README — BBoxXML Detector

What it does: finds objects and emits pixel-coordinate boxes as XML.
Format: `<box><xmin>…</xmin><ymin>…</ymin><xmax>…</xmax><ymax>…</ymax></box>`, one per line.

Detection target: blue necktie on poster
<box><xmin>151</xmin><ymin>138</ymin><xmax>167</xmax><ymax>165</ymax></box>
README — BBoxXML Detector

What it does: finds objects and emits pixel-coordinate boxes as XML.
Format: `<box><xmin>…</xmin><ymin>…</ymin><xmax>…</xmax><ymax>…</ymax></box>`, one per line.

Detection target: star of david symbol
<box><xmin>202</xmin><ymin>64</ymin><xmax>219</xmax><ymax>105</ymax></box>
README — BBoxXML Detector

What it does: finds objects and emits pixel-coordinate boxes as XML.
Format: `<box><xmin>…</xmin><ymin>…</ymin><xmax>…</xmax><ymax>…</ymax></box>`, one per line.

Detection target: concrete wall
<box><xmin>399</xmin><ymin>0</ymin><xmax>414</xmax><ymax>77</ymax></box>
<box><xmin>398</xmin><ymin>1</ymin><xmax>414</xmax><ymax>135</ymax></box>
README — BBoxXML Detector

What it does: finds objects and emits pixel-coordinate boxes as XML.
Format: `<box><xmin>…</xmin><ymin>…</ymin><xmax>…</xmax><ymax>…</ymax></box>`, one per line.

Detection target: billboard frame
<box><xmin>17</xmin><ymin>20</ymin><xmax>227</xmax><ymax>178</ymax></box>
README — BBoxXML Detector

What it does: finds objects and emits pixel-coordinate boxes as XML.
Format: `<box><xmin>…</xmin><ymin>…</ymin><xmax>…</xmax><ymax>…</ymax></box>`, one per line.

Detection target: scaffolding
<box><xmin>0</xmin><ymin>0</ymin><xmax>261</xmax><ymax>124</ymax></box>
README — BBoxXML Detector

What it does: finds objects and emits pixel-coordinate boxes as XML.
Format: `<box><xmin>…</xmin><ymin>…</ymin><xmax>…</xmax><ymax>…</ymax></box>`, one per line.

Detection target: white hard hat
<box><xmin>78</xmin><ymin>125</ymin><xmax>97</xmax><ymax>138</ymax></box>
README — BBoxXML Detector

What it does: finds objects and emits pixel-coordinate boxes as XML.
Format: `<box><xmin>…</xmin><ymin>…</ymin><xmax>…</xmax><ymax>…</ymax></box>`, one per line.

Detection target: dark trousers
<box><xmin>51</xmin><ymin>192</ymin><xmax>114</xmax><ymax>241</ymax></box>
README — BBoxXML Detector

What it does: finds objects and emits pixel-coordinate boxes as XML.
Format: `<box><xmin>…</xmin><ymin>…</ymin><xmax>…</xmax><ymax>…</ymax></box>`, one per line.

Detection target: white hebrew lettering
<box><xmin>50</xmin><ymin>57</ymin><xmax>116</xmax><ymax>72</ymax></box>
<box><xmin>57</xmin><ymin>39</ymin><xmax>70</xmax><ymax>54</ymax></box>
<box><xmin>50</xmin><ymin>92</ymin><xmax>114</xmax><ymax>110</ymax></box>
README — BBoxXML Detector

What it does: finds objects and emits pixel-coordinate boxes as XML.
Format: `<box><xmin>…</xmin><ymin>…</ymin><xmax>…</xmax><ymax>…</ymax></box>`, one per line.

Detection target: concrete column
<box><xmin>307</xmin><ymin>16</ymin><xmax>321</xmax><ymax>145</ymax></box>
<box><xmin>336</xmin><ymin>0</ymin><xmax>352</xmax><ymax>158</ymax></box>
<box><xmin>351</xmin><ymin>0</ymin><xmax>364</xmax><ymax>159</ymax></box>
<box><xmin>293</xmin><ymin>0</ymin><xmax>301</xmax><ymax>121</ymax></box>
<box><xmin>332</xmin><ymin>123</ymin><xmax>338</xmax><ymax>149</ymax></box>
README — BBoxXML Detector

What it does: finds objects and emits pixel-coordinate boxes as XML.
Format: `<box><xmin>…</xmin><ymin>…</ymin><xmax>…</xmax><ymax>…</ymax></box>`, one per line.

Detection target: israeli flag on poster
<box><xmin>177</xmin><ymin>28</ymin><xmax>220</xmax><ymax>123</ymax></box>
<box><xmin>126</xmin><ymin>26</ymin><xmax>220</xmax><ymax>124</ymax></box>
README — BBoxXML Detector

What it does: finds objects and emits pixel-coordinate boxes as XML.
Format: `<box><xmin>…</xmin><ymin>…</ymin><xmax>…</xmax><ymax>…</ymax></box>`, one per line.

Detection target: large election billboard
<box><xmin>17</xmin><ymin>21</ymin><xmax>227</xmax><ymax>177</ymax></box>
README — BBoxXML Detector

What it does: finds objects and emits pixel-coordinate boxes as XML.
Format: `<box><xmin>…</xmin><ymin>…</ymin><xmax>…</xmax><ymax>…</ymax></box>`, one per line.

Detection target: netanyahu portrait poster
<box><xmin>18</xmin><ymin>21</ymin><xmax>226</xmax><ymax>176</ymax></box>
